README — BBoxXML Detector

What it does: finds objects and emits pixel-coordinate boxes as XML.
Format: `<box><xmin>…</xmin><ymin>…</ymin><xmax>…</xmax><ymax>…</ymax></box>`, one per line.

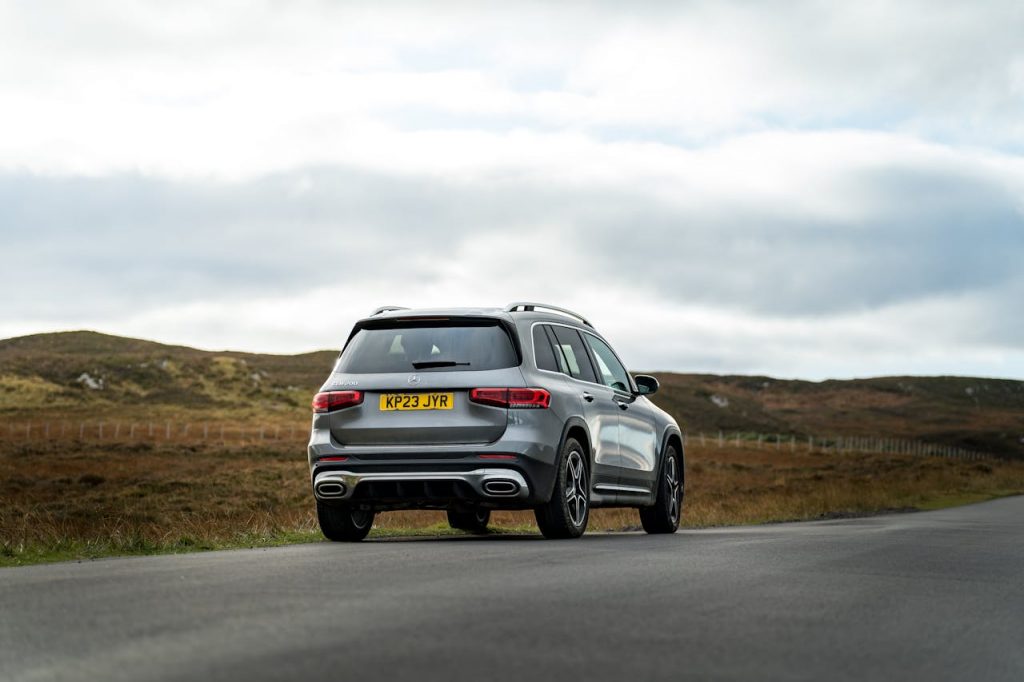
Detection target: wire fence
<box><xmin>682</xmin><ymin>431</ymin><xmax>990</xmax><ymax>461</ymax></box>
<box><xmin>0</xmin><ymin>420</ymin><xmax>995</xmax><ymax>460</ymax></box>
<box><xmin>0</xmin><ymin>420</ymin><xmax>307</xmax><ymax>445</ymax></box>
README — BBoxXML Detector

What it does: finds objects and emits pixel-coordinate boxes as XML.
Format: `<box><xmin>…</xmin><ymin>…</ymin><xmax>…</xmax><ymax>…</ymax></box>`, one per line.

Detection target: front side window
<box><xmin>336</xmin><ymin>321</ymin><xmax>517</xmax><ymax>373</ymax></box>
<box><xmin>583</xmin><ymin>333</ymin><xmax>631</xmax><ymax>393</ymax></box>
<box><xmin>550</xmin><ymin>326</ymin><xmax>598</xmax><ymax>383</ymax></box>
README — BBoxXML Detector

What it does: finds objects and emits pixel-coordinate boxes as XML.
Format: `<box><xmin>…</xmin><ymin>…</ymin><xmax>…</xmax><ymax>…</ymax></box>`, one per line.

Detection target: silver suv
<box><xmin>308</xmin><ymin>302</ymin><xmax>684</xmax><ymax>540</ymax></box>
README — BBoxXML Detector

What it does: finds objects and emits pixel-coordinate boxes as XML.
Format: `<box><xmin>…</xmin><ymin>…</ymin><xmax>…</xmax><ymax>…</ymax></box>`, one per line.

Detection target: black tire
<box><xmin>534</xmin><ymin>437</ymin><xmax>590</xmax><ymax>539</ymax></box>
<box><xmin>447</xmin><ymin>508</ymin><xmax>491</xmax><ymax>534</ymax></box>
<box><xmin>639</xmin><ymin>445</ymin><xmax>683</xmax><ymax>534</ymax></box>
<box><xmin>317</xmin><ymin>501</ymin><xmax>375</xmax><ymax>542</ymax></box>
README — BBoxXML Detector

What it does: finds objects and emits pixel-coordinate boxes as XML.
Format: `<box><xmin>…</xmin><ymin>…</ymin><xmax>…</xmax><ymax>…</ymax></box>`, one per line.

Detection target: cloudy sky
<box><xmin>2</xmin><ymin>0</ymin><xmax>1022</xmax><ymax>379</ymax></box>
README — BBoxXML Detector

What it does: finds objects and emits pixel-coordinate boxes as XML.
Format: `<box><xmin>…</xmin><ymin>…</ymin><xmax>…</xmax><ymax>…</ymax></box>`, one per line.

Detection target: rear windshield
<box><xmin>335</xmin><ymin>321</ymin><xmax>519</xmax><ymax>373</ymax></box>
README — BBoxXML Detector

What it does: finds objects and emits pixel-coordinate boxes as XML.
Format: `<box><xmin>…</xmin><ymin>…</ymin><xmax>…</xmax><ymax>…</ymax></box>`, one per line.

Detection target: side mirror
<box><xmin>634</xmin><ymin>374</ymin><xmax>659</xmax><ymax>396</ymax></box>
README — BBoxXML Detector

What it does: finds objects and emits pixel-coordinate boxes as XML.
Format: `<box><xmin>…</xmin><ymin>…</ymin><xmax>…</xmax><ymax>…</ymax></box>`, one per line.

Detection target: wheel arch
<box><xmin>563</xmin><ymin>415</ymin><xmax>593</xmax><ymax>465</ymax></box>
<box><xmin>562</xmin><ymin>418</ymin><xmax>592</xmax><ymax>467</ymax></box>
<box><xmin>661</xmin><ymin>426</ymin><xmax>685</xmax><ymax>482</ymax></box>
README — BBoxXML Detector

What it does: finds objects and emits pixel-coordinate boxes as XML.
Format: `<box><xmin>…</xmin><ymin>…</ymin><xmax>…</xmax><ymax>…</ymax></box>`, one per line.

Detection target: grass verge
<box><xmin>3</xmin><ymin>441</ymin><xmax>1023</xmax><ymax>567</ymax></box>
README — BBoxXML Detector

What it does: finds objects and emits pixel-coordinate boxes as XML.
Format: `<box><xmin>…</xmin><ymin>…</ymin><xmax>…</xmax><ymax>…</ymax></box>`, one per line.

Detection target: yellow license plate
<box><xmin>379</xmin><ymin>392</ymin><xmax>454</xmax><ymax>411</ymax></box>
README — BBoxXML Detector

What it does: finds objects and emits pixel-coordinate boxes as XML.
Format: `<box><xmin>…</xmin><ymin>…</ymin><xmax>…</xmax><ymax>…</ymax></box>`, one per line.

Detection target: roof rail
<box><xmin>370</xmin><ymin>306</ymin><xmax>410</xmax><ymax>316</ymax></box>
<box><xmin>504</xmin><ymin>302</ymin><xmax>592</xmax><ymax>327</ymax></box>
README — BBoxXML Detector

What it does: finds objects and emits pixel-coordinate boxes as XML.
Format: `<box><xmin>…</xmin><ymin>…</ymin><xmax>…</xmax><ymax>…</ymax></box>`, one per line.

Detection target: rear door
<box><xmin>547</xmin><ymin>325</ymin><xmax>620</xmax><ymax>490</ymax></box>
<box><xmin>325</xmin><ymin>319</ymin><xmax>521</xmax><ymax>446</ymax></box>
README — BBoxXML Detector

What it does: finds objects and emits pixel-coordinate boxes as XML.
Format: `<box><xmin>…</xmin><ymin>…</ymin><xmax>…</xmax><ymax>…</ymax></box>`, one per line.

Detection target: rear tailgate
<box><xmin>323</xmin><ymin>316</ymin><xmax>524</xmax><ymax>447</ymax></box>
<box><xmin>327</xmin><ymin>367</ymin><xmax>524</xmax><ymax>446</ymax></box>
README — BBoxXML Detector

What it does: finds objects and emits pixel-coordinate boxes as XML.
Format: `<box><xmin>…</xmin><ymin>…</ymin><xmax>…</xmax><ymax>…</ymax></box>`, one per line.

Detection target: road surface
<box><xmin>3</xmin><ymin>497</ymin><xmax>1023</xmax><ymax>681</ymax></box>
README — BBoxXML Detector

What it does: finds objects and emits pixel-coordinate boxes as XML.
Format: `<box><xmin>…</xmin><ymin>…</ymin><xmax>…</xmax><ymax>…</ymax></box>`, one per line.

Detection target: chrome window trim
<box><xmin>529</xmin><ymin>321</ymin><xmax>635</xmax><ymax>397</ymax></box>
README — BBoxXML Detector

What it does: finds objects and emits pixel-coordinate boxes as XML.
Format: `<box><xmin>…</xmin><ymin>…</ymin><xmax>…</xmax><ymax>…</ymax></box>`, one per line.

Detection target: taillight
<box><xmin>312</xmin><ymin>390</ymin><xmax>364</xmax><ymax>413</ymax></box>
<box><xmin>469</xmin><ymin>388</ymin><xmax>551</xmax><ymax>409</ymax></box>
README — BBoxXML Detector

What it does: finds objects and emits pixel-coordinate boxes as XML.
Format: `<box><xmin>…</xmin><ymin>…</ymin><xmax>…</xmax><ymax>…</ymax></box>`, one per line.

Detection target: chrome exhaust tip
<box><xmin>316</xmin><ymin>481</ymin><xmax>346</xmax><ymax>498</ymax></box>
<box><xmin>482</xmin><ymin>479</ymin><xmax>519</xmax><ymax>496</ymax></box>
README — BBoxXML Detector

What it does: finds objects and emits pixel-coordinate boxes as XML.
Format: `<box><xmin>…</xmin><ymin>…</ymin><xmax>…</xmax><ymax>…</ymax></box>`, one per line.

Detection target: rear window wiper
<box><xmin>411</xmin><ymin>360</ymin><xmax>471</xmax><ymax>369</ymax></box>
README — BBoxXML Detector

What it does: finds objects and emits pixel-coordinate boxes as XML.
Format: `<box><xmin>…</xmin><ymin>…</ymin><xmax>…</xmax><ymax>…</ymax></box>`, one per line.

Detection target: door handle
<box><xmin>615</xmin><ymin>400</ymin><xmax>629</xmax><ymax>410</ymax></box>
<box><xmin>582</xmin><ymin>392</ymin><xmax>595</xmax><ymax>403</ymax></box>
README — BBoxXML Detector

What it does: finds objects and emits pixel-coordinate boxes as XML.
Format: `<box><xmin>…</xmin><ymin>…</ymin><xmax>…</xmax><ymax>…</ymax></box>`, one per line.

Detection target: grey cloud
<box><xmin>2</xmin><ymin>159</ymin><xmax>1021</xmax><ymax>352</ymax></box>
<box><xmin>0</xmin><ymin>168</ymin><xmax>497</xmax><ymax>319</ymax></box>
<box><xmin>585</xmin><ymin>167</ymin><xmax>1023</xmax><ymax>317</ymax></box>
<box><xmin>954</xmin><ymin>276</ymin><xmax>1024</xmax><ymax>350</ymax></box>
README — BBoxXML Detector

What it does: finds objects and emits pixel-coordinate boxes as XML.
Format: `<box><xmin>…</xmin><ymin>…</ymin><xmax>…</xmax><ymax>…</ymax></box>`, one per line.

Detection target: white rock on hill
<box><xmin>76</xmin><ymin>372</ymin><xmax>104</xmax><ymax>390</ymax></box>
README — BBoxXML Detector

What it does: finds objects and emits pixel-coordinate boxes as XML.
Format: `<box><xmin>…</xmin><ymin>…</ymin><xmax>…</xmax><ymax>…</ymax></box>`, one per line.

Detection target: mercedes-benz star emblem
<box><xmin>407</xmin><ymin>374</ymin><xmax>421</xmax><ymax>385</ymax></box>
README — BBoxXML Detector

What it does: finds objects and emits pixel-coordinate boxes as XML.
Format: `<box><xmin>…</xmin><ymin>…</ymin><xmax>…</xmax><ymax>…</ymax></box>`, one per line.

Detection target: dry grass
<box><xmin>3</xmin><ymin>440</ymin><xmax>1024</xmax><ymax>567</ymax></box>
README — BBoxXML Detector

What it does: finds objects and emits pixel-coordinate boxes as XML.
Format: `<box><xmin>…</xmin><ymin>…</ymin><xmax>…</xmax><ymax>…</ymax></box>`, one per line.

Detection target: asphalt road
<box><xmin>3</xmin><ymin>498</ymin><xmax>1023</xmax><ymax>682</ymax></box>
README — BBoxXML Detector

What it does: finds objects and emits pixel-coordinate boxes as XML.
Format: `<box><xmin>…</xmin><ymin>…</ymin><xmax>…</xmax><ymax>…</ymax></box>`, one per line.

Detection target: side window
<box><xmin>532</xmin><ymin>325</ymin><xmax>559</xmax><ymax>372</ymax></box>
<box><xmin>550</xmin><ymin>326</ymin><xmax>598</xmax><ymax>383</ymax></box>
<box><xmin>584</xmin><ymin>334</ymin><xmax>631</xmax><ymax>393</ymax></box>
<box><xmin>543</xmin><ymin>326</ymin><xmax>566</xmax><ymax>373</ymax></box>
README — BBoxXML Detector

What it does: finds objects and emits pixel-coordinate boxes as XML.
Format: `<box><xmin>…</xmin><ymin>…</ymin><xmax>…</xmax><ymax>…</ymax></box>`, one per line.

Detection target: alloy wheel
<box><xmin>564</xmin><ymin>449</ymin><xmax>588</xmax><ymax>527</ymax></box>
<box><xmin>666</xmin><ymin>455</ymin><xmax>680</xmax><ymax>525</ymax></box>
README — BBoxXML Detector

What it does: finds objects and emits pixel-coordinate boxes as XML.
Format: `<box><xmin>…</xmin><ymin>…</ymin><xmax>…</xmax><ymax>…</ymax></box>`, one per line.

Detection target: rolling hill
<box><xmin>1</xmin><ymin>331</ymin><xmax>1022</xmax><ymax>457</ymax></box>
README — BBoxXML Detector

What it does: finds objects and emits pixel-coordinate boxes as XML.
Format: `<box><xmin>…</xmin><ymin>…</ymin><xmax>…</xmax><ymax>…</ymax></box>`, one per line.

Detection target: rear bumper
<box><xmin>309</xmin><ymin>453</ymin><xmax>552</xmax><ymax>510</ymax></box>
<box><xmin>308</xmin><ymin>407</ymin><xmax>563</xmax><ymax>510</ymax></box>
<box><xmin>313</xmin><ymin>468</ymin><xmax>531</xmax><ymax>507</ymax></box>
